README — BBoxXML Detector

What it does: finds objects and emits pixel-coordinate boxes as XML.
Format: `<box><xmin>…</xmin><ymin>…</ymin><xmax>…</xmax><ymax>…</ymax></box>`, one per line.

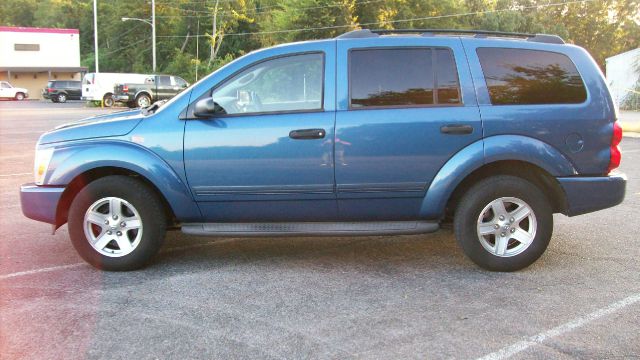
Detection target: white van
<box><xmin>82</xmin><ymin>73</ymin><xmax>150</xmax><ymax>107</ymax></box>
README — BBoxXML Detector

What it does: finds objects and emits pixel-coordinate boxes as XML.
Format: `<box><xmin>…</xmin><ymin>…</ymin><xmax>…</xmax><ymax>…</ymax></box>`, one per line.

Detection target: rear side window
<box><xmin>477</xmin><ymin>48</ymin><xmax>587</xmax><ymax>105</ymax></box>
<box><xmin>349</xmin><ymin>48</ymin><xmax>460</xmax><ymax>108</ymax></box>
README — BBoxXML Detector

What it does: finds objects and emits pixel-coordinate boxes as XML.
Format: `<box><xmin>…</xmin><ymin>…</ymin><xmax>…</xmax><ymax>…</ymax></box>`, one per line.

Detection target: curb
<box><xmin>621</xmin><ymin>122</ymin><xmax>640</xmax><ymax>138</ymax></box>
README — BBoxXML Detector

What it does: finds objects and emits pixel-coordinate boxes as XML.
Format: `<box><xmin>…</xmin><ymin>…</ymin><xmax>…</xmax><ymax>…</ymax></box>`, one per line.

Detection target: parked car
<box><xmin>0</xmin><ymin>81</ymin><xmax>28</xmax><ymax>100</ymax></box>
<box><xmin>42</xmin><ymin>80</ymin><xmax>82</xmax><ymax>103</ymax></box>
<box><xmin>114</xmin><ymin>75</ymin><xmax>189</xmax><ymax>108</ymax></box>
<box><xmin>21</xmin><ymin>29</ymin><xmax>626</xmax><ymax>272</ymax></box>
<box><xmin>82</xmin><ymin>72</ymin><xmax>150</xmax><ymax>107</ymax></box>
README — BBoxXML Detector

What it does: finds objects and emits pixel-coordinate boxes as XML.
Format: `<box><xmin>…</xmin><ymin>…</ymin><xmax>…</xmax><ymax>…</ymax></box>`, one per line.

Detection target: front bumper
<box><xmin>20</xmin><ymin>183</ymin><xmax>65</xmax><ymax>224</ymax></box>
<box><xmin>558</xmin><ymin>173</ymin><xmax>627</xmax><ymax>216</ymax></box>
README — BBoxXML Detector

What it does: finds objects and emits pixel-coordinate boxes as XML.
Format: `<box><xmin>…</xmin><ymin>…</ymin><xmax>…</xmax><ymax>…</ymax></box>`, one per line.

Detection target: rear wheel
<box><xmin>136</xmin><ymin>93</ymin><xmax>151</xmax><ymax>108</ymax></box>
<box><xmin>453</xmin><ymin>175</ymin><xmax>553</xmax><ymax>272</ymax></box>
<box><xmin>103</xmin><ymin>94</ymin><xmax>114</xmax><ymax>107</ymax></box>
<box><xmin>15</xmin><ymin>92</ymin><xmax>25</xmax><ymax>101</ymax></box>
<box><xmin>68</xmin><ymin>176</ymin><xmax>167</xmax><ymax>271</ymax></box>
<box><xmin>57</xmin><ymin>93</ymin><xmax>67</xmax><ymax>103</ymax></box>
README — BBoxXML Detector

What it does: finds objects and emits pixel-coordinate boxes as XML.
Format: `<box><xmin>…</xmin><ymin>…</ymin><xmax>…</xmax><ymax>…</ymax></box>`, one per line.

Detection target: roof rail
<box><xmin>337</xmin><ymin>29</ymin><xmax>565</xmax><ymax>44</ymax></box>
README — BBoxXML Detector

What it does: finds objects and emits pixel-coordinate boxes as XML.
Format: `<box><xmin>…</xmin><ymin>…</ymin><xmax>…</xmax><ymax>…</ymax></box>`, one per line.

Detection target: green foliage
<box><xmin>1</xmin><ymin>0</ymin><xmax>638</xmax><ymax>78</ymax></box>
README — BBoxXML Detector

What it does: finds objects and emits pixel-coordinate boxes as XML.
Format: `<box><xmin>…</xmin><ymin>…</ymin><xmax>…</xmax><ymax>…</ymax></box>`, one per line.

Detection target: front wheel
<box><xmin>68</xmin><ymin>176</ymin><xmax>167</xmax><ymax>271</ymax></box>
<box><xmin>454</xmin><ymin>175</ymin><xmax>553</xmax><ymax>272</ymax></box>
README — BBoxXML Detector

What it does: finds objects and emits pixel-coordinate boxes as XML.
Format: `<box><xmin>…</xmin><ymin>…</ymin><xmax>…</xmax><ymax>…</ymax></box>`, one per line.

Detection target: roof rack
<box><xmin>337</xmin><ymin>29</ymin><xmax>565</xmax><ymax>44</ymax></box>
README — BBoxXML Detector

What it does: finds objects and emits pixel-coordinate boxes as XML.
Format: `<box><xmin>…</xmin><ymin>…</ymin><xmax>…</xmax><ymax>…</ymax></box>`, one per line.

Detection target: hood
<box><xmin>39</xmin><ymin>109</ymin><xmax>144</xmax><ymax>145</ymax></box>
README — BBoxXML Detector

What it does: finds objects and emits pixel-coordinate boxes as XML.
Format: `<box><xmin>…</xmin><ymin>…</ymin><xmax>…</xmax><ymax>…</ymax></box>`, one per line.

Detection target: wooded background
<box><xmin>1</xmin><ymin>0</ymin><xmax>638</xmax><ymax>83</ymax></box>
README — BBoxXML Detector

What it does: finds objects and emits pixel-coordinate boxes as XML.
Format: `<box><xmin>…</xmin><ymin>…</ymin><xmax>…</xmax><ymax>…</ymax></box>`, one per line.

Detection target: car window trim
<box><xmin>347</xmin><ymin>46</ymin><xmax>463</xmax><ymax>111</ymax></box>
<box><xmin>185</xmin><ymin>51</ymin><xmax>326</xmax><ymax>119</ymax></box>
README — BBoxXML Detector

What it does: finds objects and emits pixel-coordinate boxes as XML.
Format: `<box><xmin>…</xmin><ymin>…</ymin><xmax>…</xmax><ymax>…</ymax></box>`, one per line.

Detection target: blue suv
<box><xmin>20</xmin><ymin>29</ymin><xmax>626</xmax><ymax>271</ymax></box>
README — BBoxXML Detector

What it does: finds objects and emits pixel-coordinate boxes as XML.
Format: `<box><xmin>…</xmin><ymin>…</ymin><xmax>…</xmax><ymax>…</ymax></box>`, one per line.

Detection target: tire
<box><xmin>68</xmin><ymin>175</ymin><xmax>167</xmax><ymax>271</ymax></box>
<box><xmin>57</xmin><ymin>93</ymin><xmax>67</xmax><ymax>103</ymax></box>
<box><xmin>15</xmin><ymin>92</ymin><xmax>25</xmax><ymax>101</ymax></box>
<box><xmin>103</xmin><ymin>94</ymin><xmax>114</xmax><ymax>107</ymax></box>
<box><xmin>136</xmin><ymin>93</ymin><xmax>151</xmax><ymax>108</ymax></box>
<box><xmin>453</xmin><ymin>175</ymin><xmax>553</xmax><ymax>272</ymax></box>
<box><xmin>126</xmin><ymin>101</ymin><xmax>136</xmax><ymax>108</ymax></box>
<box><xmin>51</xmin><ymin>97</ymin><xmax>59</xmax><ymax>103</ymax></box>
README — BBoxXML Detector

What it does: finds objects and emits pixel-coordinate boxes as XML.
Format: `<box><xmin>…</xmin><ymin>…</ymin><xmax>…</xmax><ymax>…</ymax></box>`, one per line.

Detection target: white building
<box><xmin>0</xmin><ymin>26</ymin><xmax>87</xmax><ymax>99</ymax></box>
<box><xmin>605</xmin><ymin>48</ymin><xmax>640</xmax><ymax>109</ymax></box>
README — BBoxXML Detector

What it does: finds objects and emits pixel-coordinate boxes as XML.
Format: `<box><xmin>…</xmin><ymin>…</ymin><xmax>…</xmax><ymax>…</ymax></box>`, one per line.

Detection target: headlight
<box><xmin>34</xmin><ymin>148</ymin><xmax>54</xmax><ymax>185</ymax></box>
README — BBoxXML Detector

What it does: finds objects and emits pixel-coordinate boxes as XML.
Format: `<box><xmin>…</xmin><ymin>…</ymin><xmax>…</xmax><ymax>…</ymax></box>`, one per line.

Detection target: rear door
<box><xmin>335</xmin><ymin>37</ymin><xmax>481</xmax><ymax>220</ymax></box>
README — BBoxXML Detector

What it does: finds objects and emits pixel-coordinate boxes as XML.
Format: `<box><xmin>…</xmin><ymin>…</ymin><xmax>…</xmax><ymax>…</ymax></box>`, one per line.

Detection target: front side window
<box><xmin>477</xmin><ymin>48</ymin><xmax>587</xmax><ymax>105</ymax></box>
<box><xmin>1</xmin><ymin>82</ymin><xmax>11</xmax><ymax>89</ymax></box>
<box><xmin>158</xmin><ymin>76</ymin><xmax>171</xmax><ymax>86</ymax></box>
<box><xmin>211</xmin><ymin>53</ymin><xmax>324</xmax><ymax>115</ymax></box>
<box><xmin>349</xmin><ymin>48</ymin><xmax>461</xmax><ymax>108</ymax></box>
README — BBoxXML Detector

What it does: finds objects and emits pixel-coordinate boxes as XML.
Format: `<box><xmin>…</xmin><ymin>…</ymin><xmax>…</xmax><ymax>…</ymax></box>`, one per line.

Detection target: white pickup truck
<box><xmin>0</xmin><ymin>81</ymin><xmax>29</xmax><ymax>100</ymax></box>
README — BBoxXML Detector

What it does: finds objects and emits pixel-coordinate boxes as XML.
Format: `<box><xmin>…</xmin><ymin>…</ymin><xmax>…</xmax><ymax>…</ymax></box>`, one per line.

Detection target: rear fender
<box><xmin>419</xmin><ymin>135</ymin><xmax>577</xmax><ymax>219</ymax></box>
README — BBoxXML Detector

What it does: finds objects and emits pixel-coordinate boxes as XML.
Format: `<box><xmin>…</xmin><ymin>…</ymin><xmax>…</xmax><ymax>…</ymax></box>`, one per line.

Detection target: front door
<box><xmin>184</xmin><ymin>48</ymin><xmax>337</xmax><ymax>222</ymax></box>
<box><xmin>334</xmin><ymin>37</ymin><xmax>482</xmax><ymax>220</ymax></box>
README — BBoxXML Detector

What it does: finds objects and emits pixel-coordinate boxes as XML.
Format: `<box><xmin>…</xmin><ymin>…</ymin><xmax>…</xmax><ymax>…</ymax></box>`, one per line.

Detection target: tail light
<box><xmin>47</xmin><ymin>88</ymin><xmax>54</xmax><ymax>93</ymax></box>
<box><xmin>607</xmin><ymin>121</ymin><xmax>622</xmax><ymax>173</ymax></box>
<box><xmin>122</xmin><ymin>85</ymin><xmax>129</xmax><ymax>93</ymax></box>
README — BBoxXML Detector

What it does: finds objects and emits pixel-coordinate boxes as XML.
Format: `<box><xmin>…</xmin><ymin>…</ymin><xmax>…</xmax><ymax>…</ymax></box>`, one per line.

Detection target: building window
<box><xmin>14</xmin><ymin>43</ymin><xmax>40</xmax><ymax>51</ymax></box>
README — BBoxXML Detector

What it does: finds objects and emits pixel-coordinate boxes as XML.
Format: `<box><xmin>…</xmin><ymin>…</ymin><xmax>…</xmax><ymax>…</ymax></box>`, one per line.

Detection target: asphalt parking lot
<box><xmin>1</xmin><ymin>101</ymin><xmax>639</xmax><ymax>359</ymax></box>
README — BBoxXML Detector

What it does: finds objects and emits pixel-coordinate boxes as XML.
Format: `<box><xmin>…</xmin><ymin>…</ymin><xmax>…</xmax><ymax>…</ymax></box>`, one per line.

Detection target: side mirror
<box><xmin>193</xmin><ymin>97</ymin><xmax>225</xmax><ymax>118</ymax></box>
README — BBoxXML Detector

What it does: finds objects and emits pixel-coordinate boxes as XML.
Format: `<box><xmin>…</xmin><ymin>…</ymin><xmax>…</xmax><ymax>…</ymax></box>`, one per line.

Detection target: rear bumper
<box><xmin>114</xmin><ymin>95</ymin><xmax>132</xmax><ymax>101</ymax></box>
<box><xmin>558</xmin><ymin>173</ymin><xmax>627</xmax><ymax>216</ymax></box>
<box><xmin>20</xmin><ymin>183</ymin><xmax>65</xmax><ymax>224</ymax></box>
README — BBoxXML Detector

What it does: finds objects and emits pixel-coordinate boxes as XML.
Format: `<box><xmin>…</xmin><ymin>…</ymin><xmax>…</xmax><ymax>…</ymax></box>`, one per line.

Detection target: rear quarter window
<box><xmin>477</xmin><ymin>48</ymin><xmax>587</xmax><ymax>105</ymax></box>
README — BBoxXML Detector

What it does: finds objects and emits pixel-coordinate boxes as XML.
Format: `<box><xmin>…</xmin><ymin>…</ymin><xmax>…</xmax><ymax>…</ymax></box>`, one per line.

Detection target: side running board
<box><xmin>182</xmin><ymin>221</ymin><xmax>439</xmax><ymax>237</ymax></box>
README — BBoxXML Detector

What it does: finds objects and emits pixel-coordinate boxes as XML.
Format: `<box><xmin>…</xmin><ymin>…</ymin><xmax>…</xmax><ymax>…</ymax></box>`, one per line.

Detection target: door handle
<box><xmin>289</xmin><ymin>128</ymin><xmax>326</xmax><ymax>140</ymax></box>
<box><xmin>440</xmin><ymin>124</ymin><xmax>473</xmax><ymax>135</ymax></box>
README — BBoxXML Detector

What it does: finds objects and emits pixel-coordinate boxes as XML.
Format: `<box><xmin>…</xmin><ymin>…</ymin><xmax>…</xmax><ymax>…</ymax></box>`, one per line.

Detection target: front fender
<box><xmin>46</xmin><ymin>139</ymin><xmax>201</xmax><ymax>222</ymax></box>
<box><xmin>419</xmin><ymin>135</ymin><xmax>577</xmax><ymax>219</ymax></box>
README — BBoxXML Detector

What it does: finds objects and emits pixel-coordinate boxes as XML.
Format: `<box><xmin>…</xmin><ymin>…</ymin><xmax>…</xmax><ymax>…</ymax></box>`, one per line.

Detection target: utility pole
<box><xmin>196</xmin><ymin>19</ymin><xmax>199</xmax><ymax>81</ymax></box>
<box><xmin>151</xmin><ymin>0</ymin><xmax>156</xmax><ymax>72</ymax></box>
<box><xmin>93</xmin><ymin>0</ymin><xmax>99</xmax><ymax>72</ymax></box>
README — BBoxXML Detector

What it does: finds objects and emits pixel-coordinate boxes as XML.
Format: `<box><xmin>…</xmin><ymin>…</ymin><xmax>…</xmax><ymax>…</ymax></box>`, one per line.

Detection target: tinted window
<box><xmin>158</xmin><ymin>76</ymin><xmax>171</xmax><ymax>86</ymax></box>
<box><xmin>435</xmin><ymin>49</ymin><xmax>461</xmax><ymax>104</ymax></box>
<box><xmin>477</xmin><ymin>48</ymin><xmax>587</xmax><ymax>105</ymax></box>
<box><xmin>211</xmin><ymin>53</ymin><xmax>323</xmax><ymax>115</ymax></box>
<box><xmin>350</xmin><ymin>49</ymin><xmax>434</xmax><ymax>108</ymax></box>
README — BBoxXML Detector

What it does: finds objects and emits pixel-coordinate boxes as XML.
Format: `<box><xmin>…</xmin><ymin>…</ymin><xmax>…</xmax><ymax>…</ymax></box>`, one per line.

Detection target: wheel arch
<box><xmin>48</xmin><ymin>141</ymin><xmax>201</xmax><ymax>229</ymax></box>
<box><xmin>419</xmin><ymin>135</ymin><xmax>575</xmax><ymax>220</ymax></box>
<box><xmin>135</xmin><ymin>91</ymin><xmax>152</xmax><ymax>101</ymax></box>
<box><xmin>55</xmin><ymin>167</ymin><xmax>176</xmax><ymax>229</ymax></box>
<box><xmin>443</xmin><ymin>160</ymin><xmax>567</xmax><ymax>222</ymax></box>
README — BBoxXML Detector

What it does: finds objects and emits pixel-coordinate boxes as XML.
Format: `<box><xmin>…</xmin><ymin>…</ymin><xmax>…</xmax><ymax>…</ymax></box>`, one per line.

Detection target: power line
<box><xmin>155</xmin><ymin>0</ymin><xmax>595</xmax><ymax>38</ymax></box>
<box><xmin>156</xmin><ymin>0</ymin><xmax>386</xmax><ymax>18</ymax></box>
